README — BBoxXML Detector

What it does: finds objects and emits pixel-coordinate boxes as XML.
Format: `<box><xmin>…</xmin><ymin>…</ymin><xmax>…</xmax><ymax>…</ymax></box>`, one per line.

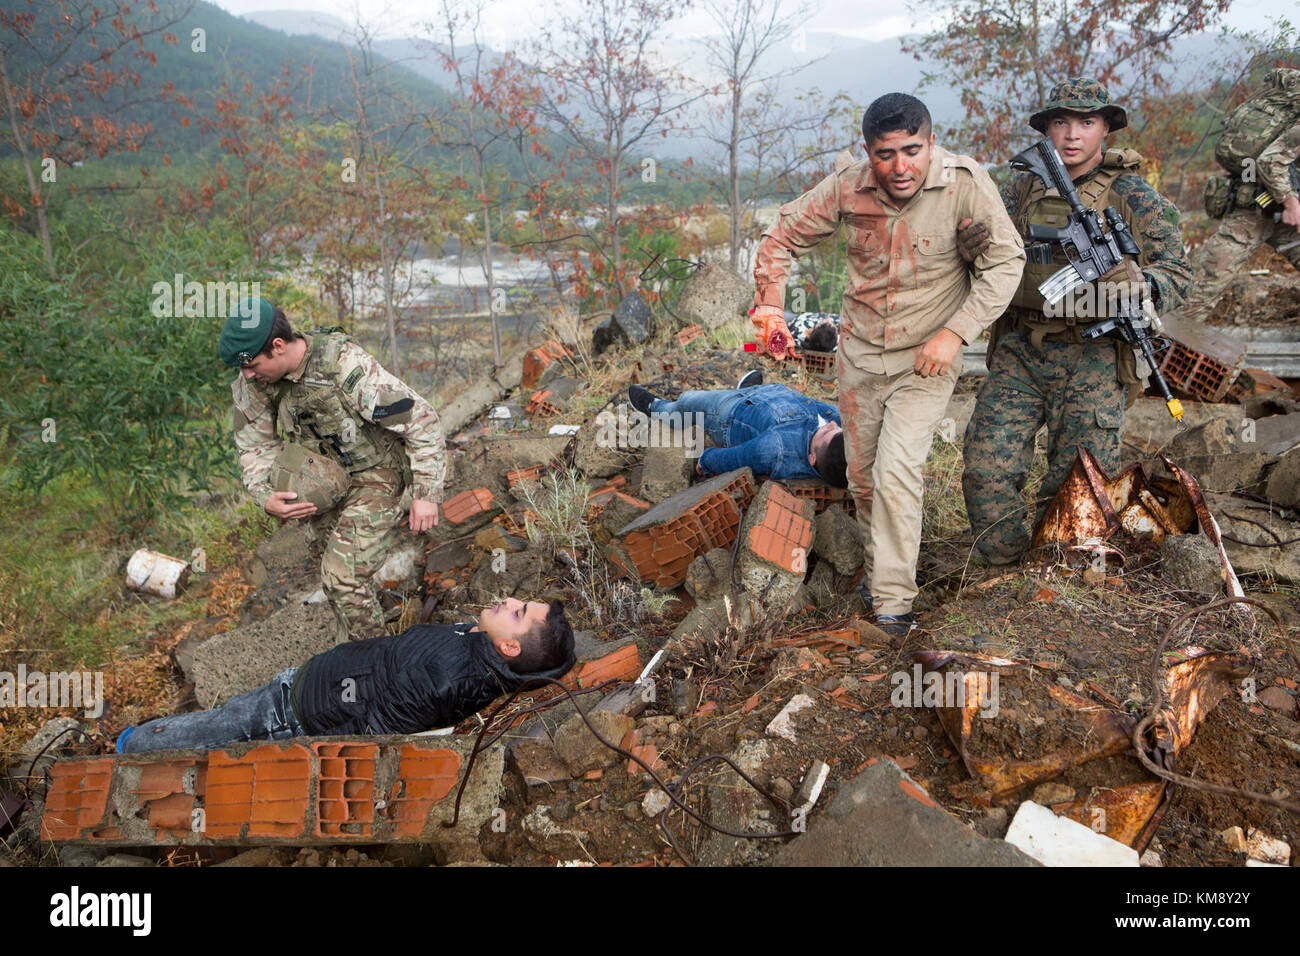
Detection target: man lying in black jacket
<box><xmin>116</xmin><ymin>598</ymin><xmax>575</xmax><ymax>753</ymax></box>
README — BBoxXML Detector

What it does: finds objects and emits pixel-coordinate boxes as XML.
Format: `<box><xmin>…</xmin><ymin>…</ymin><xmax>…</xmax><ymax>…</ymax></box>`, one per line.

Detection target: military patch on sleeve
<box><xmin>343</xmin><ymin>367</ymin><xmax>364</xmax><ymax>392</ymax></box>
<box><xmin>372</xmin><ymin>396</ymin><xmax>414</xmax><ymax>426</ymax></box>
<box><xmin>233</xmin><ymin>407</ymin><xmax>249</xmax><ymax>430</ymax></box>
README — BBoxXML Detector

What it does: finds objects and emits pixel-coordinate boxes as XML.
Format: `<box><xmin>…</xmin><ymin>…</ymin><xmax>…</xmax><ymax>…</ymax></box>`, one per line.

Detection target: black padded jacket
<box><xmin>290</xmin><ymin>622</ymin><xmax>574</xmax><ymax>736</ymax></box>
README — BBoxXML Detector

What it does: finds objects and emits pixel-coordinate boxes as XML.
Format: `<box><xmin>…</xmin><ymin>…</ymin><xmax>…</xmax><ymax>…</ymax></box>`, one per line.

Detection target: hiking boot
<box><xmin>738</xmin><ymin>369</ymin><xmax>764</xmax><ymax>389</ymax></box>
<box><xmin>628</xmin><ymin>385</ymin><xmax>656</xmax><ymax>416</ymax></box>
<box><xmin>874</xmin><ymin>612</ymin><xmax>916</xmax><ymax>637</ymax></box>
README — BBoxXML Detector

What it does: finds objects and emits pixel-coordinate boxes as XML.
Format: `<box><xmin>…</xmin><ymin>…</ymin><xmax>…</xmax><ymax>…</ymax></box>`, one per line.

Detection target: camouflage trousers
<box><xmin>962</xmin><ymin>327</ymin><xmax>1126</xmax><ymax>564</ymax></box>
<box><xmin>316</xmin><ymin>467</ymin><xmax>407</xmax><ymax>641</ymax></box>
<box><xmin>1182</xmin><ymin>209</ymin><xmax>1300</xmax><ymax>321</ymax></box>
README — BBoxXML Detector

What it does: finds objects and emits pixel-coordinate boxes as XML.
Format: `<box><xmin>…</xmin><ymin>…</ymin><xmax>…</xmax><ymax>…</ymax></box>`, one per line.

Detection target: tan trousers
<box><xmin>838</xmin><ymin>351</ymin><xmax>960</xmax><ymax>616</ymax></box>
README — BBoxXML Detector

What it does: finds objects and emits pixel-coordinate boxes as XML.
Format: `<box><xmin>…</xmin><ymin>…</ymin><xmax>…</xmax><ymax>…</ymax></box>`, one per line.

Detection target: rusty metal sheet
<box><xmin>1159</xmin><ymin>456</ymin><xmax>1252</xmax><ymax>622</ymax></box>
<box><xmin>1033</xmin><ymin>449</ymin><xmax>1129</xmax><ymax>547</ymax></box>
<box><xmin>1055</xmin><ymin>780</ymin><xmax>1168</xmax><ymax>849</ymax></box>
<box><xmin>1035</xmin><ymin>449</ymin><xmax>1210</xmax><ymax>553</ymax></box>
<box><xmin>915</xmin><ymin>651</ymin><xmax>1135</xmax><ymax>799</ymax></box>
<box><xmin>1152</xmin><ymin>648</ymin><xmax>1253</xmax><ymax>759</ymax></box>
<box><xmin>920</xmin><ymin>645</ymin><xmax>1252</xmax><ymax>850</ymax></box>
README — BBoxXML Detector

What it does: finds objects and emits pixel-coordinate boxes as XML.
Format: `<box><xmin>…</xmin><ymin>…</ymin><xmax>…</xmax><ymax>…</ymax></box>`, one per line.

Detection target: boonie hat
<box><xmin>1029</xmin><ymin>77</ymin><xmax>1128</xmax><ymax>133</ymax></box>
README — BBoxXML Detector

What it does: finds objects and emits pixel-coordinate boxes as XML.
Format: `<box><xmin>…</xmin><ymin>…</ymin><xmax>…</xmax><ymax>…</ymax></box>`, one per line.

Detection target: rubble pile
<box><xmin>6</xmin><ymin>264</ymin><xmax>1298</xmax><ymax>867</ymax></box>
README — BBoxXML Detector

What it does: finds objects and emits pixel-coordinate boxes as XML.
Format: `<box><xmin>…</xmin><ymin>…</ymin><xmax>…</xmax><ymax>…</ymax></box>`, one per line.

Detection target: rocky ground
<box><xmin>5</xmin><ymin>262</ymin><xmax>1299</xmax><ymax>868</ymax></box>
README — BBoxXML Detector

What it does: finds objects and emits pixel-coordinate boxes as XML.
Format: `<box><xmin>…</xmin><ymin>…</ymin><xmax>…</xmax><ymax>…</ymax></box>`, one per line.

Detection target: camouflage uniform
<box><xmin>1186</xmin><ymin>121</ymin><xmax>1300</xmax><ymax>319</ymax></box>
<box><xmin>962</xmin><ymin>79</ymin><xmax>1192</xmax><ymax>564</ymax></box>
<box><xmin>232</xmin><ymin>332</ymin><xmax>448</xmax><ymax>639</ymax></box>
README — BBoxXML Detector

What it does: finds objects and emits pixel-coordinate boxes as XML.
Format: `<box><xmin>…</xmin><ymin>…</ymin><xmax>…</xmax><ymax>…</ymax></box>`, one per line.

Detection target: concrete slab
<box><xmin>772</xmin><ymin>759</ymin><xmax>1037</xmax><ymax>866</ymax></box>
<box><xmin>187</xmin><ymin>602</ymin><xmax>344</xmax><ymax>705</ymax></box>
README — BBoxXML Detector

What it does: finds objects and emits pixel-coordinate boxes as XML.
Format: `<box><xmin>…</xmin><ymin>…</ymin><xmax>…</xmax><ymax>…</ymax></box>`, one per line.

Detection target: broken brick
<box><xmin>675</xmin><ymin>324</ymin><xmax>704</xmax><ymax>346</ymax></box>
<box><xmin>442</xmin><ymin>488</ymin><xmax>495</xmax><ymax>525</ymax></box>
<box><xmin>567</xmin><ymin>644</ymin><xmax>643</xmax><ymax>688</ymax></box>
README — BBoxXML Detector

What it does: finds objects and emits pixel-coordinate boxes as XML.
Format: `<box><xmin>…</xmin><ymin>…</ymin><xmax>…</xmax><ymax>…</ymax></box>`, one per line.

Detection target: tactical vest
<box><xmin>271</xmin><ymin>332</ymin><xmax>409</xmax><ymax>480</ymax></box>
<box><xmin>1008</xmin><ymin>147</ymin><xmax>1143</xmax><ymax>321</ymax></box>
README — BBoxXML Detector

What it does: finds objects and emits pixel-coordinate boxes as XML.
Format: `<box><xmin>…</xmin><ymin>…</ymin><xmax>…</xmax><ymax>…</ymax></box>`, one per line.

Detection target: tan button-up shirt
<box><xmin>754</xmin><ymin>144</ymin><xmax>1025</xmax><ymax>375</ymax></box>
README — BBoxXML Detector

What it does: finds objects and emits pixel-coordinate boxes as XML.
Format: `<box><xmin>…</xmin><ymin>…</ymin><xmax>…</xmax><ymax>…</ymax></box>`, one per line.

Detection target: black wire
<box><xmin>442</xmin><ymin>676</ymin><xmax>804</xmax><ymax>855</ymax></box>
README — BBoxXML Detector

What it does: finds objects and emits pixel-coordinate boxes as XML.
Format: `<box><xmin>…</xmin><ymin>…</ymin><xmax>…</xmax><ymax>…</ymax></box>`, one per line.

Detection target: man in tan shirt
<box><xmin>753</xmin><ymin>93</ymin><xmax>1024</xmax><ymax>634</ymax></box>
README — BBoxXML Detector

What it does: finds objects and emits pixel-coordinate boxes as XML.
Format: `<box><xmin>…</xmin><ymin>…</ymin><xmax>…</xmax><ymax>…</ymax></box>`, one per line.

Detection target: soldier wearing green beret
<box><xmin>219</xmin><ymin>298</ymin><xmax>449</xmax><ymax>639</ymax></box>
<box><xmin>959</xmin><ymin>78</ymin><xmax>1192</xmax><ymax>565</ymax></box>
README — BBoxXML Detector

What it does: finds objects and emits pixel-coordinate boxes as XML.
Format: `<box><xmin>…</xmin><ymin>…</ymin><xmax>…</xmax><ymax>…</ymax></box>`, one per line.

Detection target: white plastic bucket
<box><xmin>125</xmin><ymin>549</ymin><xmax>191</xmax><ymax>599</ymax></box>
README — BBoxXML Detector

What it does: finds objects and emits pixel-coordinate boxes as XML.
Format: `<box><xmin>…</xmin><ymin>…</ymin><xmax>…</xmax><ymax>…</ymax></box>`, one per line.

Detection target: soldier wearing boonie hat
<box><xmin>959</xmin><ymin>77</ymin><xmax>1192</xmax><ymax>567</ymax></box>
<box><xmin>221</xmin><ymin>296</ymin><xmax>449</xmax><ymax>640</ymax></box>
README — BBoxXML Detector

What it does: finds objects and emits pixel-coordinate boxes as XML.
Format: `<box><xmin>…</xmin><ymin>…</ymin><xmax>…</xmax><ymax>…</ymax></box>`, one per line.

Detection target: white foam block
<box><xmin>1005</xmin><ymin>800</ymin><xmax>1139</xmax><ymax>867</ymax></box>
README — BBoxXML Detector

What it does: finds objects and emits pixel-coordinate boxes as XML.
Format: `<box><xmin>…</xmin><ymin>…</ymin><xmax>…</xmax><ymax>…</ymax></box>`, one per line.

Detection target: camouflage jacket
<box><xmin>231</xmin><ymin>333</ymin><xmax>448</xmax><ymax>509</ymax></box>
<box><xmin>1000</xmin><ymin>154</ymin><xmax>1191</xmax><ymax>312</ymax></box>
<box><xmin>1259</xmin><ymin>123</ymin><xmax>1300</xmax><ymax>203</ymax></box>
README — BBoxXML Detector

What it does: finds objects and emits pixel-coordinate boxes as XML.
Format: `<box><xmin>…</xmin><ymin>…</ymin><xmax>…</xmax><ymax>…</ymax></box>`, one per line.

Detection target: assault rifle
<box><xmin>1009</xmin><ymin>138</ymin><xmax>1184</xmax><ymax>422</ymax></box>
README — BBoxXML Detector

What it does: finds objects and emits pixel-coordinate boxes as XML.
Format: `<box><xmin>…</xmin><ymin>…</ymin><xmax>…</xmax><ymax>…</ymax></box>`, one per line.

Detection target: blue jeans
<box><xmin>650</xmin><ymin>389</ymin><xmax>745</xmax><ymax>446</ymax></box>
<box><xmin>121</xmin><ymin>668</ymin><xmax>305</xmax><ymax>754</ymax></box>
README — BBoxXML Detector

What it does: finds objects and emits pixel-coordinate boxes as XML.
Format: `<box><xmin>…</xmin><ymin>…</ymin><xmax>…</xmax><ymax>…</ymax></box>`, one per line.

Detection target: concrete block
<box><xmin>684</xmin><ymin>547</ymin><xmax>733</xmax><ymax>601</ymax></box>
<box><xmin>675</xmin><ymin>260</ymin><xmax>751</xmax><ymax>329</ymax></box>
<box><xmin>188</xmin><ymin>602</ymin><xmax>344</xmax><ymax>705</ymax></box>
<box><xmin>639</xmin><ymin>440</ymin><xmax>696</xmax><ymax>504</ymax></box>
<box><xmin>1266</xmin><ymin>445</ymin><xmax>1300</xmax><ymax>508</ymax></box>
<box><xmin>1158</xmin><ymin>533</ymin><xmax>1223</xmax><ymax>596</ymax></box>
<box><xmin>773</xmin><ymin>759</ymin><xmax>1037</xmax><ymax>867</ymax></box>
<box><xmin>812</xmin><ymin>504</ymin><xmax>863</xmax><ymax>575</ymax></box>
<box><xmin>551</xmin><ymin>712</ymin><xmax>636</xmax><ymax>776</ymax></box>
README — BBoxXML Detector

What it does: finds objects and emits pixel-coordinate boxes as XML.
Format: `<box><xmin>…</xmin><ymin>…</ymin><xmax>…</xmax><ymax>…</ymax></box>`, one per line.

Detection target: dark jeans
<box><xmin>121</xmin><ymin>667</ymin><xmax>305</xmax><ymax>754</ymax></box>
<box><xmin>649</xmin><ymin>389</ymin><xmax>745</xmax><ymax>446</ymax></box>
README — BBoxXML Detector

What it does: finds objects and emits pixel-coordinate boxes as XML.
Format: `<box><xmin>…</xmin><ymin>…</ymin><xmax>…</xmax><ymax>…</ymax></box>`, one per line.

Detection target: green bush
<box><xmin>0</xmin><ymin>218</ymin><xmax>272</xmax><ymax>529</ymax></box>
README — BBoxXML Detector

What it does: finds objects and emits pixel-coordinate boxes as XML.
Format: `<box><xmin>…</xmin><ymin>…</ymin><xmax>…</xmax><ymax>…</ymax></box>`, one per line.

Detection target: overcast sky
<box><xmin>213</xmin><ymin>0</ymin><xmax>1297</xmax><ymax>50</ymax></box>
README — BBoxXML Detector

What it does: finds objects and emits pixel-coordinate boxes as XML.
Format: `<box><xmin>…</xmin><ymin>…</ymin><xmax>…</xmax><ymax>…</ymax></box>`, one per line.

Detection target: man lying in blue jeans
<box><xmin>116</xmin><ymin>598</ymin><xmax>575</xmax><ymax>753</ymax></box>
<box><xmin>628</xmin><ymin>372</ymin><xmax>847</xmax><ymax>486</ymax></box>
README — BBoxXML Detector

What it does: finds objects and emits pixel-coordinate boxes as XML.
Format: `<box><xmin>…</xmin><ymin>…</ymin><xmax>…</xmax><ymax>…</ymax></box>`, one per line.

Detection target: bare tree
<box><xmin>700</xmin><ymin>0</ymin><xmax>820</xmax><ymax>271</ymax></box>
<box><xmin>529</xmin><ymin>0</ymin><xmax>700</xmax><ymax>298</ymax></box>
<box><xmin>423</xmin><ymin>0</ymin><xmax>538</xmax><ymax>368</ymax></box>
<box><xmin>337</xmin><ymin>9</ymin><xmax>438</xmax><ymax>374</ymax></box>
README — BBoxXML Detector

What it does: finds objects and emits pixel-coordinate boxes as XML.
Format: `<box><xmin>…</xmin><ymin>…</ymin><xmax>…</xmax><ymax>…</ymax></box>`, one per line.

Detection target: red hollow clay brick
<box><xmin>442</xmin><ymin>488</ymin><xmax>495</xmax><ymax>525</ymax></box>
<box><xmin>205</xmin><ymin>744</ymin><xmax>312</xmax><ymax>839</ymax></box>
<box><xmin>386</xmin><ymin>746</ymin><xmax>463</xmax><ymax>838</ymax></box>
<box><xmin>314</xmin><ymin>742</ymin><xmax>378</xmax><ymax>837</ymax></box>
<box><xmin>746</xmin><ymin>484</ymin><xmax>813</xmax><ymax>572</ymax></box>
<box><xmin>568</xmin><ymin>644</ymin><xmax>643</xmax><ymax>688</ymax></box>
<box><xmin>41</xmin><ymin>757</ymin><xmax>115</xmax><ymax>842</ymax></box>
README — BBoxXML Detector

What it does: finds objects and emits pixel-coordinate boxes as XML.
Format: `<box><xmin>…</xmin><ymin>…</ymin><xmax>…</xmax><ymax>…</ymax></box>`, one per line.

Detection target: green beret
<box><xmin>219</xmin><ymin>296</ymin><xmax>277</xmax><ymax>368</ymax></box>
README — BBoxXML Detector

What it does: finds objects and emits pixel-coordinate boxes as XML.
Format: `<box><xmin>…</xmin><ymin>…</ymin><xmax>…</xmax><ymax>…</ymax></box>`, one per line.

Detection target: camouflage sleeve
<box><xmin>998</xmin><ymin>175</ymin><xmax>1021</xmax><ymax>216</ymax></box>
<box><xmin>1111</xmin><ymin>174</ymin><xmax>1192</xmax><ymax>312</ymax></box>
<box><xmin>1257</xmin><ymin>124</ymin><xmax>1300</xmax><ymax>202</ymax></box>
<box><xmin>753</xmin><ymin>170</ymin><xmax>842</xmax><ymax>310</ymax></box>
<box><xmin>335</xmin><ymin>342</ymin><xmax>448</xmax><ymax>503</ymax></box>
<box><xmin>231</xmin><ymin>376</ymin><xmax>283</xmax><ymax>510</ymax></box>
